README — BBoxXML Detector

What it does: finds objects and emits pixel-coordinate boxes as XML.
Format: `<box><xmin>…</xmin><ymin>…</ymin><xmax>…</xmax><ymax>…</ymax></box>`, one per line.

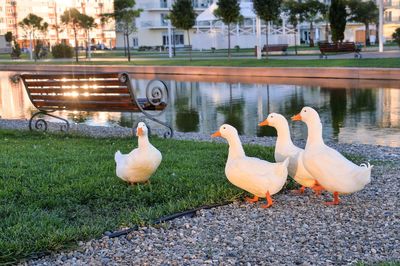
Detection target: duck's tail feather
<box><xmin>275</xmin><ymin>157</ymin><xmax>290</xmax><ymax>177</ymax></box>
<box><xmin>114</xmin><ymin>150</ymin><xmax>122</xmax><ymax>163</ymax></box>
<box><xmin>358</xmin><ymin>162</ymin><xmax>373</xmax><ymax>186</ymax></box>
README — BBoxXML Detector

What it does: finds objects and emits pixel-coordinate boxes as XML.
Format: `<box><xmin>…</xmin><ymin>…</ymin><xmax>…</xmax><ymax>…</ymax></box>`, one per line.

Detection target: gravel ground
<box><xmin>1</xmin><ymin>119</ymin><xmax>399</xmax><ymax>265</ymax></box>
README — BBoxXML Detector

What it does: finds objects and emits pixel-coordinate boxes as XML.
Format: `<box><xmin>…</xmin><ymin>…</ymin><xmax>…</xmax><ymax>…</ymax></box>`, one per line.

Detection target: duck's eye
<box><xmin>304</xmin><ymin>110</ymin><xmax>307</xmax><ymax>112</ymax></box>
<box><xmin>223</xmin><ymin>127</ymin><xmax>226</xmax><ymax>129</ymax></box>
<box><xmin>271</xmin><ymin>115</ymin><xmax>274</xmax><ymax>118</ymax></box>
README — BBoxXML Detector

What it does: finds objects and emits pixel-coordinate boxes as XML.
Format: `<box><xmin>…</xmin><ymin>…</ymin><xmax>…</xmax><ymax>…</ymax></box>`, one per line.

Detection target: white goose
<box><xmin>259</xmin><ymin>113</ymin><xmax>323</xmax><ymax>195</ymax></box>
<box><xmin>114</xmin><ymin>122</ymin><xmax>162</xmax><ymax>184</ymax></box>
<box><xmin>292</xmin><ymin>107</ymin><xmax>372</xmax><ymax>205</ymax></box>
<box><xmin>211</xmin><ymin>124</ymin><xmax>289</xmax><ymax>208</ymax></box>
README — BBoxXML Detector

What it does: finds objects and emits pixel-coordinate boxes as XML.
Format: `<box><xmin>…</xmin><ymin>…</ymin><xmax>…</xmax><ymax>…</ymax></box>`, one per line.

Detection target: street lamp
<box><xmin>378</xmin><ymin>0</ymin><xmax>384</xmax><ymax>52</ymax></box>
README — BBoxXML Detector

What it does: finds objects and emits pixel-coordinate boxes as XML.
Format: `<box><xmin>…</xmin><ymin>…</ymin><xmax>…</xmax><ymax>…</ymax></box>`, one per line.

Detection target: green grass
<box><xmin>0</xmin><ymin>129</ymin><xmax>286</xmax><ymax>264</ymax></box>
<box><xmin>2</xmin><ymin>58</ymin><xmax>400</xmax><ymax>68</ymax></box>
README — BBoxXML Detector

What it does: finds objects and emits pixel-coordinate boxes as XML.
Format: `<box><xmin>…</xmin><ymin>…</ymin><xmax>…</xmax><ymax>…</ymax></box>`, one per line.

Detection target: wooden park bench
<box><xmin>19</xmin><ymin>72</ymin><xmax>173</xmax><ymax>137</ymax></box>
<box><xmin>262</xmin><ymin>44</ymin><xmax>289</xmax><ymax>55</ymax></box>
<box><xmin>318</xmin><ymin>41</ymin><xmax>362</xmax><ymax>59</ymax></box>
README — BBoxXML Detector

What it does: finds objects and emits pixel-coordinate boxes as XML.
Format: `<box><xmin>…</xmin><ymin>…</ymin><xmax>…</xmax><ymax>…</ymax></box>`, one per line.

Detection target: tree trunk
<box><xmin>325</xmin><ymin>19</ymin><xmax>329</xmax><ymax>41</ymax></box>
<box><xmin>228</xmin><ymin>24</ymin><xmax>231</xmax><ymax>59</ymax></box>
<box><xmin>294</xmin><ymin>28</ymin><xmax>298</xmax><ymax>55</ymax></box>
<box><xmin>126</xmin><ymin>33</ymin><xmax>131</xmax><ymax>62</ymax></box>
<box><xmin>187</xmin><ymin>29</ymin><xmax>192</xmax><ymax>61</ymax></box>
<box><xmin>85</xmin><ymin>30</ymin><xmax>88</xmax><ymax>59</ymax></box>
<box><xmin>74</xmin><ymin>28</ymin><xmax>78</xmax><ymax>62</ymax></box>
<box><xmin>365</xmin><ymin>23</ymin><xmax>370</xmax><ymax>46</ymax></box>
<box><xmin>123</xmin><ymin>34</ymin><xmax>127</xmax><ymax>56</ymax></box>
<box><xmin>309</xmin><ymin>21</ymin><xmax>314</xmax><ymax>47</ymax></box>
<box><xmin>265</xmin><ymin>23</ymin><xmax>269</xmax><ymax>59</ymax></box>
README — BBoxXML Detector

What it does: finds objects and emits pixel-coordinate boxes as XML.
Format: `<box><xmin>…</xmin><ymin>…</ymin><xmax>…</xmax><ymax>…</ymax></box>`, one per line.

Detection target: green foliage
<box><xmin>11</xmin><ymin>42</ymin><xmax>21</xmax><ymax>58</ymax></box>
<box><xmin>5</xmin><ymin>32</ymin><xmax>13</xmax><ymax>42</ymax></box>
<box><xmin>51</xmin><ymin>43</ymin><xmax>74</xmax><ymax>58</ymax></box>
<box><xmin>299</xmin><ymin>0</ymin><xmax>326</xmax><ymax>46</ymax></box>
<box><xmin>282</xmin><ymin>0</ymin><xmax>302</xmax><ymax>28</ymax></box>
<box><xmin>170</xmin><ymin>0</ymin><xmax>196</xmax><ymax>60</ymax></box>
<box><xmin>347</xmin><ymin>0</ymin><xmax>378</xmax><ymax>46</ymax></box>
<box><xmin>0</xmin><ymin>130</ymin><xmax>280</xmax><ymax>263</ymax></box>
<box><xmin>329</xmin><ymin>0</ymin><xmax>347</xmax><ymax>42</ymax></box>
<box><xmin>214</xmin><ymin>0</ymin><xmax>242</xmax><ymax>58</ymax></box>
<box><xmin>253</xmin><ymin>0</ymin><xmax>282</xmax><ymax>24</ymax></box>
<box><xmin>393</xmin><ymin>27</ymin><xmax>400</xmax><ymax>47</ymax></box>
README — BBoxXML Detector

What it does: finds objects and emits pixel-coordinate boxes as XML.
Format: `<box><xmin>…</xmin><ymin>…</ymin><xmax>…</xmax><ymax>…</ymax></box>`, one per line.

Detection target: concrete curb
<box><xmin>2</xmin><ymin>64</ymin><xmax>400</xmax><ymax>80</ymax></box>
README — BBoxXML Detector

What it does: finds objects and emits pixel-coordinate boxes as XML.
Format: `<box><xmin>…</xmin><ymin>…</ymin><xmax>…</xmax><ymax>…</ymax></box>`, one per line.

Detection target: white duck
<box><xmin>211</xmin><ymin>124</ymin><xmax>289</xmax><ymax>208</ymax></box>
<box><xmin>259</xmin><ymin>113</ymin><xmax>323</xmax><ymax>195</ymax></box>
<box><xmin>292</xmin><ymin>107</ymin><xmax>372</xmax><ymax>205</ymax></box>
<box><xmin>114</xmin><ymin>122</ymin><xmax>162</xmax><ymax>184</ymax></box>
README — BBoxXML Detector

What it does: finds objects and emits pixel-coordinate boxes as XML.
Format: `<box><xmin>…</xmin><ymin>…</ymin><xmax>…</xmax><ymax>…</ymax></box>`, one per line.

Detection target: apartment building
<box><xmin>116</xmin><ymin>0</ymin><xmax>213</xmax><ymax>49</ymax></box>
<box><xmin>0</xmin><ymin>0</ymin><xmax>115</xmax><ymax>49</ymax></box>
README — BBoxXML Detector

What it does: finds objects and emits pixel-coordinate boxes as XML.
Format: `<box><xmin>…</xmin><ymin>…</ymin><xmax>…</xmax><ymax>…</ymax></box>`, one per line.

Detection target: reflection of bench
<box><xmin>262</xmin><ymin>44</ymin><xmax>288</xmax><ymax>55</ymax></box>
<box><xmin>318</xmin><ymin>41</ymin><xmax>362</xmax><ymax>59</ymax></box>
<box><xmin>20</xmin><ymin>72</ymin><xmax>173</xmax><ymax>137</ymax></box>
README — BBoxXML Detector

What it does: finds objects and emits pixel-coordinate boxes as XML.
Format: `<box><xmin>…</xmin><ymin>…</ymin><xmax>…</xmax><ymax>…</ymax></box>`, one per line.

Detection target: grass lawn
<box><xmin>2</xmin><ymin>58</ymin><xmax>400</xmax><ymax>68</ymax></box>
<box><xmin>0</xmin><ymin>129</ymin><xmax>286</xmax><ymax>264</ymax></box>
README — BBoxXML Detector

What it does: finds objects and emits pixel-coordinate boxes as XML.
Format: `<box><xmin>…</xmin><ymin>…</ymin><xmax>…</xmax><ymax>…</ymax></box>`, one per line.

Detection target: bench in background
<box><xmin>262</xmin><ymin>44</ymin><xmax>289</xmax><ymax>55</ymax></box>
<box><xmin>19</xmin><ymin>72</ymin><xmax>173</xmax><ymax>137</ymax></box>
<box><xmin>318</xmin><ymin>42</ymin><xmax>362</xmax><ymax>59</ymax></box>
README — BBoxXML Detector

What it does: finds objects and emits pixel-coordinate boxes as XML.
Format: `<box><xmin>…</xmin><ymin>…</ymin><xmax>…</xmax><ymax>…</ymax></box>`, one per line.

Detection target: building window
<box><xmin>160</xmin><ymin>0</ymin><xmax>167</xmax><ymax>8</ymax></box>
<box><xmin>162</xmin><ymin>33</ymin><xmax>184</xmax><ymax>46</ymax></box>
<box><xmin>132</xmin><ymin>37</ymin><xmax>138</xmax><ymax>47</ymax></box>
<box><xmin>160</xmin><ymin>13</ymin><xmax>168</xmax><ymax>26</ymax></box>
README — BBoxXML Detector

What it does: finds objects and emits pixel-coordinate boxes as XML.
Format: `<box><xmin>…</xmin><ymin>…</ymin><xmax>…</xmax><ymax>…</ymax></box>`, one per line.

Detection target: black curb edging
<box><xmin>107</xmin><ymin>201</ymin><xmax>234</xmax><ymax>238</ymax></box>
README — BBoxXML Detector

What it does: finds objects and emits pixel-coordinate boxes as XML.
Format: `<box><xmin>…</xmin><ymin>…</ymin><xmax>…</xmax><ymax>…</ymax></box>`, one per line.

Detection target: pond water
<box><xmin>1</xmin><ymin>71</ymin><xmax>399</xmax><ymax>147</ymax></box>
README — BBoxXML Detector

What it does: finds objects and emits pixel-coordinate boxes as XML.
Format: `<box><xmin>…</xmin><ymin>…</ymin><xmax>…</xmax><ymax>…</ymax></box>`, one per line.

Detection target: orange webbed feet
<box><xmin>291</xmin><ymin>186</ymin><xmax>306</xmax><ymax>195</ymax></box>
<box><xmin>245</xmin><ymin>195</ymin><xmax>259</xmax><ymax>203</ymax></box>
<box><xmin>325</xmin><ymin>192</ymin><xmax>340</xmax><ymax>205</ymax></box>
<box><xmin>311</xmin><ymin>184</ymin><xmax>325</xmax><ymax>196</ymax></box>
<box><xmin>261</xmin><ymin>191</ymin><xmax>273</xmax><ymax>208</ymax></box>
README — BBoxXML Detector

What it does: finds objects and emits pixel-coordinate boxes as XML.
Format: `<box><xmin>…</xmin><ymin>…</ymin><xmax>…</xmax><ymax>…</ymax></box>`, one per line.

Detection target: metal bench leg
<box><xmin>139</xmin><ymin>114</ymin><xmax>173</xmax><ymax>138</ymax></box>
<box><xmin>29</xmin><ymin>111</ymin><xmax>70</xmax><ymax>132</ymax></box>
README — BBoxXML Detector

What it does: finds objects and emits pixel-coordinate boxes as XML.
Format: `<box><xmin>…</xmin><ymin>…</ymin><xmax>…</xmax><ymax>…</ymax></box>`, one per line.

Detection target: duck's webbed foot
<box><xmin>245</xmin><ymin>195</ymin><xmax>259</xmax><ymax>203</ymax></box>
<box><xmin>311</xmin><ymin>184</ymin><xmax>324</xmax><ymax>196</ymax></box>
<box><xmin>261</xmin><ymin>191</ymin><xmax>273</xmax><ymax>208</ymax></box>
<box><xmin>325</xmin><ymin>191</ymin><xmax>340</xmax><ymax>205</ymax></box>
<box><xmin>291</xmin><ymin>186</ymin><xmax>306</xmax><ymax>195</ymax></box>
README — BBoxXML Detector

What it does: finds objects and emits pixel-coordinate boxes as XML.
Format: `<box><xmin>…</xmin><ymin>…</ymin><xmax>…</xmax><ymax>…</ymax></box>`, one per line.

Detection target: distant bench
<box><xmin>262</xmin><ymin>44</ymin><xmax>288</xmax><ymax>55</ymax></box>
<box><xmin>318</xmin><ymin>41</ymin><xmax>362</xmax><ymax>59</ymax></box>
<box><xmin>19</xmin><ymin>72</ymin><xmax>173</xmax><ymax>137</ymax></box>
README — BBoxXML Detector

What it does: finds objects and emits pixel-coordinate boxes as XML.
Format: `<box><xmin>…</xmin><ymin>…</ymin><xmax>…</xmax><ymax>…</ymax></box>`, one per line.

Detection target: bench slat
<box><xmin>31</xmin><ymin>95</ymin><xmax>133</xmax><ymax>102</ymax></box>
<box><xmin>27</xmin><ymin>88</ymin><xmax>131</xmax><ymax>94</ymax></box>
<box><xmin>25</xmin><ymin>80</ymin><xmax>125</xmax><ymax>87</ymax></box>
<box><xmin>21</xmin><ymin>73</ymin><xmax>120</xmax><ymax>80</ymax></box>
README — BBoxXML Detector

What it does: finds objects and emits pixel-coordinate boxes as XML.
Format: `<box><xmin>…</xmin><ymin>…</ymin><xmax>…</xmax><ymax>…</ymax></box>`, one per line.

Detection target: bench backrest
<box><xmin>263</xmin><ymin>44</ymin><xmax>288</xmax><ymax>52</ymax></box>
<box><xmin>318</xmin><ymin>42</ymin><xmax>356</xmax><ymax>52</ymax></box>
<box><xmin>20</xmin><ymin>73</ymin><xmax>166</xmax><ymax>112</ymax></box>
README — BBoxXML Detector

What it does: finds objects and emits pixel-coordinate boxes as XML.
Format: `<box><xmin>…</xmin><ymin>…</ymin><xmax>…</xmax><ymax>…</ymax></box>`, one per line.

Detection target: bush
<box><xmin>51</xmin><ymin>43</ymin><xmax>74</xmax><ymax>58</ymax></box>
<box><xmin>5</xmin><ymin>32</ymin><xmax>13</xmax><ymax>43</ymax></box>
<box><xmin>234</xmin><ymin>45</ymin><xmax>240</xmax><ymax>52</ymax></box>
<box><xmin>393</xmin><ymin>27</ymin><xmax>400</xmax><ymax>47</ymax></box>
<box><xmin>11</xmin><ymin>43</ymin><xmax>21</xmax><ymax>59</ymax></box>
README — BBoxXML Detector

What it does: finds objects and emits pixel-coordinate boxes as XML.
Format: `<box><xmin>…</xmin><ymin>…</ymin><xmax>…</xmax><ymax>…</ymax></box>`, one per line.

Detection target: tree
<box><xmin>5</xmin><ymin>32</ymin><xmax>13</xmax><ymax>43</ymax></box>
<box><xmin>253</xmin><ymin>0</ymin><xmax>282</xmax><ymax>58</ymax></box>
<box><xmin>393</xmin><ymin>27</ymin><xmax>400</xmax><ymax>47</ymax></box>
<box><xmin>300</xmin><ymin>0</ymin><xmax>326</xmax><ymax>47</ymax></box>
<box><xmin>80</xmin><ymin>14</ymin><xmax>97</xmax><ymax>58</ymax></box>
<box><xmin>18</xmin><ymin>13</ymin><xmax>48</xmax><ymax>60</ymax></box>
<box><xmin>214</xmin><ymin>0</ymin><xmax>242</xmax><ymax>58</ymax></box>
<box><xmin>283</xmin><ymin>0</ymin><xmax>302</xmax><ymax>54</ymax></box>
<box><xmin>347</xmin><ymin>0</ymin><xmax>378</xmax><ymax>46</ymax></box>
<box><xmin>104</xmin><ymin>0</ymin><xmax>141</xmax><ymax>62</ymax></box>
<box><xmin>61</xmin><ymin>8</ymin><xmax>84</xmax><ymax>62</ymax></box>
<box><xmin>169</xmin><ymin>0</ymin><xmax>196</xmax><ymax>60</ymax></box>
<box><xmin>329</xmin><ymin>0</ymin><xmax>347</xmax><ymax>43</ymax></box>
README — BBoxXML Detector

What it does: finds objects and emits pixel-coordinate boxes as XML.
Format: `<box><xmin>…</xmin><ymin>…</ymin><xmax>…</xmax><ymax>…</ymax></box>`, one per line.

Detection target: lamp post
<box><xmin>378</xmin><ymin>0</ymin><xmax>384</xmax><ymax>52</ymax></box>
<box><xmin>256</xmin><ymin>16</ymin><xmax>261</xmax><ymax>59</ymax></box>
<box><xmin>167</xmin><ymin>19</ymin><xmax>173</xmax><ymax>58</ymax></box>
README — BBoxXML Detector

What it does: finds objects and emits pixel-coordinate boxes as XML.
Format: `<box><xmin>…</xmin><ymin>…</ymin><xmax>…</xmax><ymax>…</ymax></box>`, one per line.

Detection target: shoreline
<box><xmin>2</xmin><ymin>64</ymin><xmax>400</xmax><ymax>80</ymax></box>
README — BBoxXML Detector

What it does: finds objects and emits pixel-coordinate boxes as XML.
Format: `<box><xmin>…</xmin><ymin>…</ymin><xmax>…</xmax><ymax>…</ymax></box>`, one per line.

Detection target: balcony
<box><xmin>139</xmin><ymin>1</ymin><xmax>211</xmax><ymax>11</ymax></box>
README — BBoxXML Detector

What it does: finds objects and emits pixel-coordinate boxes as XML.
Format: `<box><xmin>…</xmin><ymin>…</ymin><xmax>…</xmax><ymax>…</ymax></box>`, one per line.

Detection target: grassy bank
<box><xmin>2</xmin><ymin>58</ymin><xmax>400</xmax><ymax>68</ymax></box>
<box><xmin>0</xmin><ymin>129</ymin><xmax>282</xmax><ymax>264</ymax></box>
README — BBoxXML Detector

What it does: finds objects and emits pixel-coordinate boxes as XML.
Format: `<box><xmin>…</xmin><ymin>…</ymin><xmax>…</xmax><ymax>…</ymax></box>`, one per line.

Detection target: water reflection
<box><xmin>1</xmin><ymin>71</ymin><xmax>400</xmax><ymax>147</ymax></box>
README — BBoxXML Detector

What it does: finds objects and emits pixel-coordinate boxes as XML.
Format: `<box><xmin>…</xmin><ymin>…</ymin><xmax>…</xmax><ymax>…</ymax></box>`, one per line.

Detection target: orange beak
<box><xmin>258</xmin><ymin>119</ymin><xmax>269</xmax><ymax>127</ymax></box>
<box><xmin>291</xmin><ymin>113</ymin><xmax>302</xmax><ymax>121</ymax></box>
<box><xmin>137</xmin><ymin>127</ymin><xmax>144</xmax><ymax>136</ymax></box>
<box><xmin>211</xmin><ymin>130</ymin><xmax>221</xmax><ymax>138</ymax></box>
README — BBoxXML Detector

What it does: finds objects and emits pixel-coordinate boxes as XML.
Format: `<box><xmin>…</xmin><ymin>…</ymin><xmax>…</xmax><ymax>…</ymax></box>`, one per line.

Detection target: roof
<box><xmin>196</xmin><ymin>1</ymin><xmax>256</xmax><ymax>22</ymax></box>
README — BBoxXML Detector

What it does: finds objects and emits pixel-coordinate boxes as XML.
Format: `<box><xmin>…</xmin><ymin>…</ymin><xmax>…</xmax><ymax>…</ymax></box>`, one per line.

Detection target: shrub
<box><xmin>5</xmin><ymin>32</ymin><xmax>13</xmax><ymax>43</ymax></box>
<box><xmin>51</xmin><ymin>43</ymin><xmax>74</xmax><ymax>58</ymax></box>
<box><xmin>234</xmin><ymin>45</ymin><xmax>240</xmax><ymax>52</ymax></box>
<box><xmin>393</xmin><ymin>27</ymin><xmax>400</xmax><ymax>47</ymax></box>
<box><xmin>11</xmin><ymin>43</ymin><xmax>21</xmax><ymax>59</ymax></box>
